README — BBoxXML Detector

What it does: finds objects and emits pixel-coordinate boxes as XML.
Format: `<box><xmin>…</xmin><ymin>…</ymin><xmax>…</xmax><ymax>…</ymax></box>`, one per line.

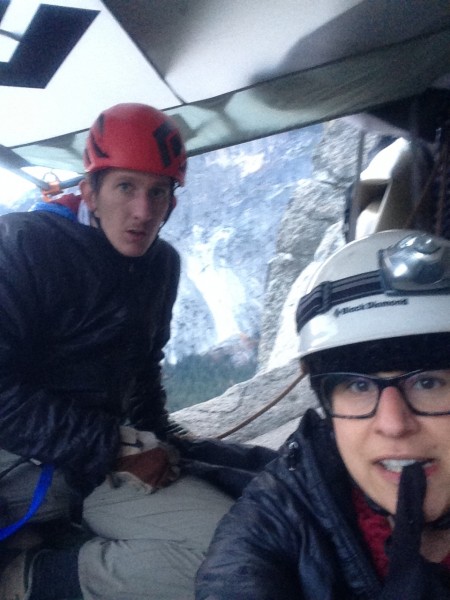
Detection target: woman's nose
<box><xmin>372</xmin><ymin>385</ymin><xmax>420</xmax><ymax>437</ymax></box>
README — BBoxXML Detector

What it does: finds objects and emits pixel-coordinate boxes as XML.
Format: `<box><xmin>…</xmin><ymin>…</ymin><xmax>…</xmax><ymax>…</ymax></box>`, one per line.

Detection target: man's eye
<box><xmin>118</xmin><ymin>182</ymin><xmax>133</xmax><ymax>192</ymax></box>
<box><xmin>148</xmin><ymin>187</ymin><xmax>170</xmax><ymax>202</ymax></box>
<box><xmin>149</xmin><ymin>187</ymin><xmax>170</xmax><ymax>201</ymax></box>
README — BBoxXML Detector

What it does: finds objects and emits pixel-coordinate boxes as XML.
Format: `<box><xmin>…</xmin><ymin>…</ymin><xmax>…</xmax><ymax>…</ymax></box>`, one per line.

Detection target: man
<box><xmin>196</xmin><ymin>229</ymin><xmax>450</xmax><ymax>599</ymax></box>
<box><xmin>0</xmin><ymin>103</ymin><xmax>233</xmax><ymax>600</ymax></box>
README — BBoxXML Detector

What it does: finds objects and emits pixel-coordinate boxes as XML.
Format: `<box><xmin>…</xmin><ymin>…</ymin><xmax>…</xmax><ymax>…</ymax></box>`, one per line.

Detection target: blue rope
<box><xmin>0</xmin><ymin>464</ymin><xmax>54</xmax><ymax>541</ymax></box>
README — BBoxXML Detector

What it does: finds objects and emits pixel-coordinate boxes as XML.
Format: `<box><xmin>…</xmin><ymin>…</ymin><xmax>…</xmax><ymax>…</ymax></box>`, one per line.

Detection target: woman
<box><xmin>196</xmin><ymin>229</ymin><xmax>450</xmax><ymax>599</ymax></box>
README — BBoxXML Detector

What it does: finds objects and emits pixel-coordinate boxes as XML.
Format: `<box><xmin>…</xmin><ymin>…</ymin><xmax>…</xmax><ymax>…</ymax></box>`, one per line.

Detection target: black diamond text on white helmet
<box><xmin>296</xmin><ymin>230</ymin><xmax>450</xmax><ymax>359</ymax></box>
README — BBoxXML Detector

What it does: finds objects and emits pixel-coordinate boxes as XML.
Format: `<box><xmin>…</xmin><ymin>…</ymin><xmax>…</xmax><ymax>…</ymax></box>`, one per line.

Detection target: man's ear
<box><xmin>79</xmin><ymin>179</ymin><xmax>97</xmax><ymax>213</ymax></box>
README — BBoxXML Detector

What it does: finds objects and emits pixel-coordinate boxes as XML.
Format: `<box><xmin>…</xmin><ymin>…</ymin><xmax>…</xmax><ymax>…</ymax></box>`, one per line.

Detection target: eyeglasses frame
<box><xmin>310</xmin><ymin>369</ymin><xmax>450</xmax><ymax>419</ymax></box>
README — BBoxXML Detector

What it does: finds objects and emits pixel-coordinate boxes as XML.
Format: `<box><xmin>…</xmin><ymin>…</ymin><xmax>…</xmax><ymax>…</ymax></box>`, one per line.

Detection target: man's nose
<box><xmin>372</xmin><ymin>385</ymin><xmax>420</xmax><ymax>437</ymax></box>
<box><xmin>131</xmin><ymin>191</ymin><xmax>153</xmax><ymax>221</ymax></box>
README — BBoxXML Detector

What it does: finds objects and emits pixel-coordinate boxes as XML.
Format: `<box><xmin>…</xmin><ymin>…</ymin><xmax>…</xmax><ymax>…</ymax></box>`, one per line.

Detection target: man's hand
<box><xmin>111</xmin><ymin>427</ymin><xmax>180</xmax><ymax>491</ymax></box>
<box><xmin>115</xmin><ymin>446</ymin><xmax>179</xmax><ymax>488</ymax></box>
<box><xmin>118</xmin><ymin>426</ymin><xmax>160</xmax><ymax>455</ymax></box>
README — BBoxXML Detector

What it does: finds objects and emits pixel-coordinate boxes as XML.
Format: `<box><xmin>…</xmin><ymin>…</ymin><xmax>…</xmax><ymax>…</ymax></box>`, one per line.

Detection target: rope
<box><xmin>0</xmin><ymin>464</ymin><xmax>54</xmax><ymax>541</ymax></box>
<box><xmin>217</xmin><ymin>372</ymin><xmax>305</xmax><ymax>439</ymax></box>
<box><xmin>435</xmin><ymin>137</ymin><xmax>449</xmax><ymax>236</ymax></box>
<box><xmin>405</xmin><ymin>114</ymin><xmax>450</xmax><ymax>235</ymax></box>
<box><xmin>404</xmin><ymin>153</ymin><xmax>442</xmax><ymax>230</ymax></box>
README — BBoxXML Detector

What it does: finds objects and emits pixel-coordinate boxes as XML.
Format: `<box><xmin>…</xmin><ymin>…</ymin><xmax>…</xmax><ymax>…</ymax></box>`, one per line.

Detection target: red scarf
<box><xmin>352</xmin><ymin>487</ymin><xmax>450</xmax><ymax>578</ymax></box>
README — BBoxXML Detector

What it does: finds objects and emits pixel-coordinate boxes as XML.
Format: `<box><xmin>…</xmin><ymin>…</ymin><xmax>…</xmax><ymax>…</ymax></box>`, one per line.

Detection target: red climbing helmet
<box><xmin>83</xmin><ymin>103</ymin><xmax>187</xmax><ymax>186</ymax></box>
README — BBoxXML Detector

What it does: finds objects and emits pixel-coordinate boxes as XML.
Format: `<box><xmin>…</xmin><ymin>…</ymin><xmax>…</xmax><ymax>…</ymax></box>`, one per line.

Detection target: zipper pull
<box><xmin>287</xmin><ymin>441</ymin><xmax>299</xmax><ymax>471</ymax></box>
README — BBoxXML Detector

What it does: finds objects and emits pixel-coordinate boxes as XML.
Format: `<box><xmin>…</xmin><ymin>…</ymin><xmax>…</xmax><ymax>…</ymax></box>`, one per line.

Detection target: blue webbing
<box><xmin>0</xmin><ymin>464</ymin><xmax>54</xmax><ymax>541</ymax></box>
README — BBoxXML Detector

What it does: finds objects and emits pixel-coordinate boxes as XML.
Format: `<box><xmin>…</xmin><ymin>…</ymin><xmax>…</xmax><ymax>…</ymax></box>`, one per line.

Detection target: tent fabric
<box><xmin>0</xmin><ymin>0</ymin><xmax>449</xmax><ymax>177</ymax></box>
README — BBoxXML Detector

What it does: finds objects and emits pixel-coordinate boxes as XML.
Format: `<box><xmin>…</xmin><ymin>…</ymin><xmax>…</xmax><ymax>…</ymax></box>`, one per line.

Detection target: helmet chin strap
<box><xmin>364</xmin><ymin>463</ymin><xmax>450</xmax><ymax>530</ymax></box>
<box><xmin>430</xmin><ymin>512</ymin><xmax>450</xmax><ymax>530</ymax></box>
<box><xmin>161</xmin><ymin>194</ymin><xmax>177</xmax><ymax>228</ymax></box>
<box><xmin>89</xmin><ymin>211</ymin><xmax>102</xmax><ymax>230</ymax></box>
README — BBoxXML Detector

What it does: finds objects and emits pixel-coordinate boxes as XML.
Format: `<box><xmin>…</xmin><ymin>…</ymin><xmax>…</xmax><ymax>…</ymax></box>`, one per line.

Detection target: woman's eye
<box><xmin>347</xmin><ymin>378</ymin><xmax>372</xmax><ymax>393</ymax></box>
<box><xmin>413</xmin><ymin>376</ymin><xmax>441</xmax><ymax>390</ymax></box>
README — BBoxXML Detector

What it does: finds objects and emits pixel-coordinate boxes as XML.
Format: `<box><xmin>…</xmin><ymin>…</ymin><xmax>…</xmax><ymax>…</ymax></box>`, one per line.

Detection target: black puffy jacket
<box><xmin>196</xmin><ymin>409</ymin><xmax>379</xmax><ymax>599</ymax></box>
<box><xmin>0</xmin><ymin>211</ymin><xmax>179</xmax><ymax>494</ymax></box>
<box><xmin>196</xmin><ymin>409</ymin><xmax>450</xmax><ymax>599</ymax></box>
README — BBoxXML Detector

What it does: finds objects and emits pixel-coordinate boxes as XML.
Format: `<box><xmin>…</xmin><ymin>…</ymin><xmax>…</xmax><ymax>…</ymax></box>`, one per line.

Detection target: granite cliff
<box><xmin>163</xmin><ymin>118</ymin><xmax>381</xmax><ymax>411</ymax></box>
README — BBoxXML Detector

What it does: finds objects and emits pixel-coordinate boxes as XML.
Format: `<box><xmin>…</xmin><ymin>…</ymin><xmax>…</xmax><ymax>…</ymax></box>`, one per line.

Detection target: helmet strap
<box><xmin>428</xmin><ymin>512</ymin><xmax>450</xmax><ymax>531</ymax></box>
<box><xmin>160</xmin><ymin>194</ymin><xmax>177</xmax><ymax>228</ymax></box>
<box><xmin>359</xmin><ymin>464</ymin><xmax>450</xmax><ymax>530</ymax></box>
<box><xmin>89</xmin><ymin>210</ymin><xmax>102</xmax><ymax>230</ymax></box>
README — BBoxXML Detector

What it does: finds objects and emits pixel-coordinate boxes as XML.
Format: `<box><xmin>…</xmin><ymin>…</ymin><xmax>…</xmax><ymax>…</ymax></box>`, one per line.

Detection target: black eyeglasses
<box><xmin>310</xmin><ymin>369</ymin><xmax>450</xmax><ymax>418</ymax></box>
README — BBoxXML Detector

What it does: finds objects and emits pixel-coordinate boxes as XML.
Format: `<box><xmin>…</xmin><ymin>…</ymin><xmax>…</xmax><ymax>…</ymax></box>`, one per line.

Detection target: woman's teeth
<box><xmin>380</xmin><ymin>459</ymin><xmax>430</xmax><ymax>473</ymax></box>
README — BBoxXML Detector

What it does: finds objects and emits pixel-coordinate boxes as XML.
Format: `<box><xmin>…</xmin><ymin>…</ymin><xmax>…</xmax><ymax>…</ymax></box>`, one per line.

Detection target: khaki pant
<box><xmin>0</xmin><ymin>451</ymin><xmax>234</xmax><ymax>600</ymax></box>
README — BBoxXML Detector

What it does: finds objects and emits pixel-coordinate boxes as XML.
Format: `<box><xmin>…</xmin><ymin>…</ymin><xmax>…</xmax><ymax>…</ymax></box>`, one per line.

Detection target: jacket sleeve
<box><xmin>171</xmin><ymin>436</ymin><xmax>278</xmax><ymax>498</ymax></box>
<box><xmin>195</xmin><ymin>467</ymin><xmax>303</xmax><ymax>600</ymax></box>
<box><xmin>0</xmin><ymin>218</ymin><xmax>119</xmax><ymax>494</ymax></box>
<box><xmin>125</xmin><ymin>242</ymin><xmax>181</xmax><ymax>438</ymax></box>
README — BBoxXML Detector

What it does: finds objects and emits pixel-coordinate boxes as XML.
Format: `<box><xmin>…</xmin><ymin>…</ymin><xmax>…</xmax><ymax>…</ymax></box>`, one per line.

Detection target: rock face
<box><xmin>257</xmin><ymin>180</ymin><xmax>346</xmax><ymax>370</ymax></box>
<box><xmin>163</xmin><ymin>118</ymin><xmax>380</xmax><ymax>372</ymax></box>
<box><xmin>170</xmin><ymin>119</ymin><xmax>383</xmax><ymax>444</ymax></box>
<box><xmin>162</xmin><ymin>125</ymin><xmax>324</xmax><ymax>363</ymax></box>
<box><xmin>257</xmin><ymin>120</ymin><xmax>381</xmax><ymax>370</ymax></box>
<box><xmin>266</xmin><ymin>221</ymin><xmax>346</xmax><ymax>372</ymax></box>
<box><xmin>171</xmin><ymin>358</ymin><xmax>317</xmax><ymax>445</ymax></box>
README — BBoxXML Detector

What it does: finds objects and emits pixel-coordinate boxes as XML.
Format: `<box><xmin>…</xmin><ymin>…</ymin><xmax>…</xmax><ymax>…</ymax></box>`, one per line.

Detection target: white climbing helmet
<box><xmin>296</xmin><ymin>229</ymin><xmax>450</xmax><ymax>359</ymax></box>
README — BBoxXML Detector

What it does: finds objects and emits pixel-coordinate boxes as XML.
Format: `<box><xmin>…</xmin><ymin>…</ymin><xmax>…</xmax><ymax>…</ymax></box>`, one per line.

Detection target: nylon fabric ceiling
<box><xmin>0</xmin><ymin>0</ymin><xmax>449</xmax><ymax>179</ymax></box>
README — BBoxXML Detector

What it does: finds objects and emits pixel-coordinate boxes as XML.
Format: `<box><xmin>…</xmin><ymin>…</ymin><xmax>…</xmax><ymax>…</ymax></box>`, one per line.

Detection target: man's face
<box><xmin>81</xmin><ymin>169</ymin><xmax>173</xmax><ymax>257</ymax></box>
<box><xmin>333</xmin><ymin>371</ymin><xmax>450</xmax><ymax>522</ymax></box>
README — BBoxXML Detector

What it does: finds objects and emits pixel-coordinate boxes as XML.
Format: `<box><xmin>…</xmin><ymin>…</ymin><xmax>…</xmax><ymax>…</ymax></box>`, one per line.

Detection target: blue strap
<box><xmin>0</xmin><ymin>464</ymin><xmax>54</xmax><ymax>541</ymax></box>
<box><xmin>31</xmin><ymin>201</ymin><xmax>78</xmax><ymax>222</ymax></box>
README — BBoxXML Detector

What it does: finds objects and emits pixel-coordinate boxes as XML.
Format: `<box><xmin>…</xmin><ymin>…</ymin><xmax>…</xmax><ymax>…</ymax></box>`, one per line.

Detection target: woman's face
<box><xmin>333</xmin><ymin>371</ymin><xmax>450</xmax><ymax>521</ymax></box>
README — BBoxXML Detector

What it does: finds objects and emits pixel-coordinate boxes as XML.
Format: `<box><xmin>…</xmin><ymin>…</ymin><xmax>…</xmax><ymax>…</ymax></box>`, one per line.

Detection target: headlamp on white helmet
<box><xmin>296</xmin><ymin>230</ymin><xmax>450</xmax><ymax>361</ymax></box>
